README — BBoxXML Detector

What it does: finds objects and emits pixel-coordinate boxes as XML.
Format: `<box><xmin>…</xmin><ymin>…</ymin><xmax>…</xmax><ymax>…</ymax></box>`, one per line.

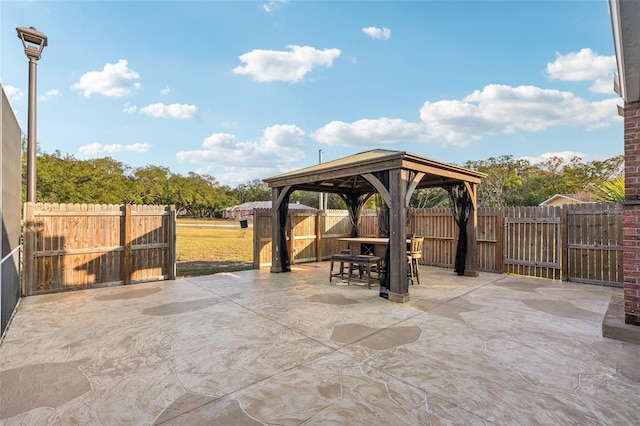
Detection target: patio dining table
<box><xmin>337</xmin><ymin>237</ymin><xmax>390</xmax><ymax>256</ymax></box>
<box><xmin>337</xmin><ymin>237</ymin><xmax>411</xmax><ymax>257</ymax></box>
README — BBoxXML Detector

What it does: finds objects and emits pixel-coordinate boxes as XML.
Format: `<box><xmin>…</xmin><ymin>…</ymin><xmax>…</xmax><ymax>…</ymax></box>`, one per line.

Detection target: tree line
<box><xmin>24</xmin><ymin>148</ymin><xmax>624</xmax><ymax>216</ymax></box>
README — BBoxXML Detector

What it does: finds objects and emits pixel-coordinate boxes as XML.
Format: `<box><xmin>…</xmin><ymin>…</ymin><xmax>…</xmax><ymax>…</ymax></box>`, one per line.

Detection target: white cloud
<box><xmin>139</xmin><ymin>103</ymin><xmax>198</xmax><ymax>120</ymax></box>
<box><xmin>122</xmin><ymin>102</ymin><xmax>137</xmax><ymax>113</ymax></box>
<box><xmin>78</xmin><ymin>142</ymin><xmax>151</xmax><ymax>156</ymax></box>
<box><xmin>313</xmin><ymin>84</ymin><xmax>620</xmax><ymax>148</ymax></box>
<box><xmin>313</xmin><ymin>118</ymin><xmax>428</xmax><ymax>147</ymax></box>
<box><xmin>262</xmin><ymin>0</ymin><xmax>287</xmax><ymax>12</ymax></box>
<box><xmin>39</xmin><ymin>89</ymin><xmax>61</xmax><ymax>101</ymax></box>
<box><xmin>4</xmin><ymin>85</ymin><xmax>23</xmax><ymax>101</ymax></box>
<box><xmin>589</xmin><ymin>78</ymin><xmax>614</xmax><ymax>94</ymax></box>
<box><xmin>233</xmin><ymin>45</ymin><xmax>341</xmax><ymax>82</ymax></box>
<box><xmin>176</xmin><ymin>124</ymin><xmax>305</xmax><ymax>183</ymax></box>
<box><xmin>362</xmin><ymin>26</ymin><xmax>391</xmax><ymax>40</ymax></box>
<box><xmin>546</xmin><ymin>48</ymin><xmax>616</xmax><ymax>93</ymax></box>
<box><xmin>73</xmin><ymin>59</ymin><xmax>141</xmax><ymax>97</ymax></box>
<box><xmin>520</xmin><ymin>151</ymin><xmax>607</xmax><ymax>165</ymax></box>
<box><xmin>160</xmin><ymin>86</ymin><xmax>170</xmax><ymax>95</ymax></box>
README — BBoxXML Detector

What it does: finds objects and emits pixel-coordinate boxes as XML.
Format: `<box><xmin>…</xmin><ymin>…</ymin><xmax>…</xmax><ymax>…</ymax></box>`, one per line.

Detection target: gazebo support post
<box><xmin>388</xmin><ymin>169</ymin><xmax>410</xmax><ymax>302</ymax></box>
<box><xmin>271</xmin><ymin>185</ymin><xmax>291</xmax><ymax>273</ymax></box>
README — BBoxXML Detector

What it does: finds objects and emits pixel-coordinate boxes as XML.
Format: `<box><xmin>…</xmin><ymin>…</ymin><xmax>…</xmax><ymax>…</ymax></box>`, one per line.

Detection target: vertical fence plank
<box><xmin>561</xmin><ymin>207</ymin><xmax>568</xmax><ymax>281</ymax></box>
<box><xmin>315</xmin><ymin>212</ymin><xmax>322</xmax><ymax>262</ymax></box>
<box><xmin>495</xmin><ymin>208</ymin><xmax>504</xmax><ymax>273</ymax></box>
<box><xmin>169</xmin><ymin>205</ymin><xmax>177</xmax><ymax>279</ymax></box>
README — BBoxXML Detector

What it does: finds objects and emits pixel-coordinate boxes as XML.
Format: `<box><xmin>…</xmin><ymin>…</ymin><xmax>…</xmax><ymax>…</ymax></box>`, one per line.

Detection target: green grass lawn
<box><xmin>176</xmin><ymin>218</ymin><xmax>253</xmax><ymax>277</ymax></box>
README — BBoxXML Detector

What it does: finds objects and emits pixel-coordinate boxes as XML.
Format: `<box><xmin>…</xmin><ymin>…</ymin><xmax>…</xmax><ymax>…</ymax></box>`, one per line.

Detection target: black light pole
<box><xmin>16</xmin><ymin>26</ymin><xmax>47</xmax><ymax>203</ymax></box>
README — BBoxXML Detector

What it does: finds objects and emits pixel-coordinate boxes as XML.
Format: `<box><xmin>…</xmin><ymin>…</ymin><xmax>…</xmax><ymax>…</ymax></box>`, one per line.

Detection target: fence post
<box><xmin>252</xmin><ymin>208</ymin><xmax>260</xmax><ymax>269</ymax></box>
<box><xmin>495</xmin><ymin>208</ymin><xmax>505</xmax><ymax>273</ymax></box>
<box><xmin>22</xmin><ymin>202</ymin><xmax>35</xmax><ymax>296</ymax></box>
<box><xmin>169</xmin><ymin>205</ymin><xmax>176</xmax><ymax>280</ymax></box>
<box><xmin>123</xmin><ymin>204</ymin><xmax>132</xmax><ymax>285</ymax></box>
<box><xmin>560</xmin><ymin>206</ymin><xmax>568</xmax><ymax>281</ymax></box>
<box><xmin>315</xmin><ymin>211</ymin><xmax>322</xmax><ymax>262</ymax></box>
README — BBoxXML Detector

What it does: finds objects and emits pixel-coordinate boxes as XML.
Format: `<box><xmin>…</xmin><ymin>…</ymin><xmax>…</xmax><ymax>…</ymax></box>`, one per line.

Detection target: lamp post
<box><xmin>16</xmin><ymin>26</ymin><xmax>47</xmax><ymax>203</ymax></box>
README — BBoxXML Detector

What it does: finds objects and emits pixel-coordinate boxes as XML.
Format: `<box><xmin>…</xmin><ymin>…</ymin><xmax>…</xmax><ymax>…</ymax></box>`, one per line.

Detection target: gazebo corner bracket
<box><xmin>405</xmin><ymin>172</ymin><xmax>425</xmax><ymax>207</ymax></box>
<box><xmin>362</xmin><ymin>173</ymin><xmax>392</xmax><ymax>208</ymax></box>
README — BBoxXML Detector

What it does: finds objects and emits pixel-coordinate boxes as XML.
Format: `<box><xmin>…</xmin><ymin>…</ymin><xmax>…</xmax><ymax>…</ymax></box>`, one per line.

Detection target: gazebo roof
<box><xmin>264</xmin><ymin>149</ymin><xmax>485</xmax><ymax>194</ymax></box>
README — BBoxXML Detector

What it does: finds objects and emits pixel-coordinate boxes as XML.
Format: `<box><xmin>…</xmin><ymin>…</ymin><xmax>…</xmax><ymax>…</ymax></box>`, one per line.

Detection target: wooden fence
<box><xmin>253</xmin><ymin>203</ymin><xmax>623</xmax><ymax>287</ymax></box>
<box><xmin>23</xmin><ymin>203</ymin><xmax>176</xmax><ymax>295</ymax></box>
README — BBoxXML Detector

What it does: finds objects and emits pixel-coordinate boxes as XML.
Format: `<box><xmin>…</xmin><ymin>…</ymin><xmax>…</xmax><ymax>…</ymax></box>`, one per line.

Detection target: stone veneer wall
<box><xmin>623</xmin><ymin>100</ymin><xmax>640</xmax><ymax>325</ymax></box>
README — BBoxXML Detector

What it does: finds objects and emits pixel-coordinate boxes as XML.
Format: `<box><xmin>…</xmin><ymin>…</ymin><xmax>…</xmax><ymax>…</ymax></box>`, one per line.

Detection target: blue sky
<box><xmin>1</xmin><ymin>0</ymin><xmax>622</xmax><ymax>187</ymax></box>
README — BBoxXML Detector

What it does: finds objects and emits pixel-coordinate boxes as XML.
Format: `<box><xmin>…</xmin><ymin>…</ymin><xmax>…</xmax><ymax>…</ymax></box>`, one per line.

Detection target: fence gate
<box><xmin>503</xmin><ymin>206</ymin><xmax>562</xmax><ymax>280</ymax></box>
<box><xmin>565</xmin><ymin>203</ymin><xmax>623</xmax><ymax>287</ymax></box>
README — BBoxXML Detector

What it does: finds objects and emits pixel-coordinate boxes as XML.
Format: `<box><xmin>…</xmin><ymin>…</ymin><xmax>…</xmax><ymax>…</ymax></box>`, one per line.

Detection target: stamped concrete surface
<box><xmin>0</xmin><ymin>264</ymin><xmax>638</xmax><ymax>425</ymax></box>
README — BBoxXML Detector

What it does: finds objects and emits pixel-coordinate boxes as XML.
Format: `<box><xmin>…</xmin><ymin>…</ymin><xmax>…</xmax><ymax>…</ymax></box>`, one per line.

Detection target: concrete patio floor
<box><xmin>1</xmin><ymin>264</ymin><xmax>638</xmax><ymax>425</ymax></box>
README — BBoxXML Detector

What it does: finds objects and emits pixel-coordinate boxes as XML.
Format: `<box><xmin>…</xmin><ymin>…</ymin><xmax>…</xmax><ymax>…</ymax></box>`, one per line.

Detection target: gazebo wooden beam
<box><xmin>387</xmin><ymin>169</ymin><xmax>409</xmax><ymax>302</ymax></box>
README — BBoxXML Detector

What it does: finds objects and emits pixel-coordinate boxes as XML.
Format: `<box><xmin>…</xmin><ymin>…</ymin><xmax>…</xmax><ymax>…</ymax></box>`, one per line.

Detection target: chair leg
<box><xmin>413</xmin><ymin>258</ymin><xmax>420</xmax><ymax>285</ymax></box>
<box><xmin>330</xmin><ymin>258</ymin><xmax>335</xmax><ymax>282</ymax></box>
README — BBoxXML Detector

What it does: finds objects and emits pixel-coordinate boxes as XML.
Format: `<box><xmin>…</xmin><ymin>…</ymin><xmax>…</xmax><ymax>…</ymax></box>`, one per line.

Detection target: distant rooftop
<box><xmin>226</xmin><ymin>201</ymin><xmax>316</xmax><ymax>211</ymax></box>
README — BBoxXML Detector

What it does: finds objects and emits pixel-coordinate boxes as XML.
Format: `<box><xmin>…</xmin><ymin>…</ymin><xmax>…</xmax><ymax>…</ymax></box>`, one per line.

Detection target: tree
<box><xmin>169</xmin><ymin>172</ymin><xmax>237</xmax><ymax>218</ymax></box>
<box><xmin>516</xmin><ymin>155</ymin><xmax>624</xmax><ymax>206</ymax></box>
<box><xmin>290</xmin><ymin>190</ymin><xmax>320</xmax><ymax>209</ymax></box>
<box><xmin>29</xmin><ymin>147</ymin><xmax>625</xmax><ymax>209</ymax></box>
<box><xmin>409</xmin><ymin>188</ymin><xmax>449</xmax><ymax>208</ymax></box>
<box><xmin>233</xmin><ymin>179</ymin><xmax>271</xmax><ymax>203</ymax></box>
<box><xmin>464</xmin><ymin>155</ymin><xmax>529</xmax><ymax>207</ymax></box>
<box><xmin>134</xmin><ymin>166</ymin><xmax>172</xmax><ymax>205</ymax></box>
<box><xmin>594</xmin><ymin>176</ymin><xmax>624</xmax><ymax>202</ymax></box>
<box><xmin>36</xmin><ymin>152</ymin><xmax>137</xmax><ymax>204</ymax></box>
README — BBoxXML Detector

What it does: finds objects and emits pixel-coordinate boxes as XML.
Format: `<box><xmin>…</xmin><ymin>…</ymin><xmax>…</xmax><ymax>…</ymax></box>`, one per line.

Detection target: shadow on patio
<box><xmin>0</xmin><ymin>264</ymin><xmax>638</xmax><ymax>424</ymax></box>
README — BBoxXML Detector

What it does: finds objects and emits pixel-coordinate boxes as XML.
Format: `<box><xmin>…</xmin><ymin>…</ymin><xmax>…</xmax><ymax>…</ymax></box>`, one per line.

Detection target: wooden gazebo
<box><xmin>263</xmin><ymin>149</ymin><xmax>486</xmax><ymax>303</ymax></box>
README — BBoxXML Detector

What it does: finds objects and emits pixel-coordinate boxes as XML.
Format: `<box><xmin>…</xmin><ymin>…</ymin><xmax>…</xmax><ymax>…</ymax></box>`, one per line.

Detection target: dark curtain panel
<box><xmin>278</xmin><ymin>189</ymin><xmax>291</xmax><ymax>272</ymax></box>
<box><xmin>447</xmin><ymin>184</ymin><xmax>471</xmax><ymax>275</ymax></box>
<box><xmin>380</xmin><ymin>244</ymin><xmax>390</xmax><ymax>297</ymax></box>
<box><xmin>406</xmin><ymin>170</ymin><xmax>417</xmax><ymax>226</ymax></box>
<box><xmin>377</xmin><ymin>201</ymin><xmax>389</xmax><ymax>238</ymax></box>
<box><xmin>345</xmin><ymin>194</ymin><xmax>366</xmax><ymax>237</ymax></box>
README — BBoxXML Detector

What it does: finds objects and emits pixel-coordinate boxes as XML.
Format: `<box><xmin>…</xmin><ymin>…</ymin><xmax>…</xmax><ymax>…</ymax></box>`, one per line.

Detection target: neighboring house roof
<box><xmin>224</xmin><ymin>201</ymin><xmax>316</xmax><ymax>212</ymax></box>
<box><xmin>539</xmin><ymin>194</ymin><xmax>594</xmax><ymax>206</ymax></box>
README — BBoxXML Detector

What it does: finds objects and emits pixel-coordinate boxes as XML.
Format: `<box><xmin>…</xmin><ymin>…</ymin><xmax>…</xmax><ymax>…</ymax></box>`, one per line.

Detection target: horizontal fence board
<box><xmin>504</xmin><ymin>259</ymin><xmax>560</xmax><ymax>268</ymax></box>
<box><xmin>567</xmin><ymin>244</ymin><xmax>623</xmax><ymax>250</ymax></box>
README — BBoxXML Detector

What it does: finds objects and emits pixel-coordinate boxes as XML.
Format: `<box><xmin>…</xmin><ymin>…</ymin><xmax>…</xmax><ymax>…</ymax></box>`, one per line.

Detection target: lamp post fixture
<box><xmin>16</xmin><ymin>26</ymin><xmax>47</xmax><ymax>203</ymax></box>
